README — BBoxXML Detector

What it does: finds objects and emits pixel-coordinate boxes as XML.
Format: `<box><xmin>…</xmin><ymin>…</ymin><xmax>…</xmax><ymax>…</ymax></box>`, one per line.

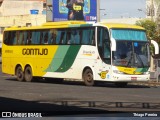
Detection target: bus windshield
<box><xmin>111</xmin><ymin>29</ymin><xmax>147</xmax><ymax>41</ymax></box>
<box><xmin>111</xmin><ymin>29</ymin><xmax>150</xmax><ymax>67</ymax></box>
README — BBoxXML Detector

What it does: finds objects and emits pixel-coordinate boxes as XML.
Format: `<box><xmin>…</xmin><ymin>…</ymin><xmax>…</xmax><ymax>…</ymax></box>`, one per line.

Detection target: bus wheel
<box><xmin>83</xmin><ymin>68</ymin><xmax>94</xmax><ymax>86</ymax></box>
<box><xmin>115</xmin><ymin>82</ymin><xmax>128</xmax><ymax>87</ymax></box>
<box><xmin>15</xmin><ymin>66</ymin><xmax>24</xmax><ymax>82</ymax></box>
<box><xmin>24</xmin><ymin>66</ymin><xmax>33</xmax><ymax>82</ymax></box>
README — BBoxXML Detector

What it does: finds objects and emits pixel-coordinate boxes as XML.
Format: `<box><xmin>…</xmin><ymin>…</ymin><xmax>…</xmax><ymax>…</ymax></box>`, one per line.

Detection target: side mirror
<box><xmin>151</xmin><ymin>40</ymin><xmax>159</xmax><ymax>55</ymax></box>
<box><xmin>111</xmin><ymin>37</ymin><xmax>116</xmax><ymax>51</ymax></box>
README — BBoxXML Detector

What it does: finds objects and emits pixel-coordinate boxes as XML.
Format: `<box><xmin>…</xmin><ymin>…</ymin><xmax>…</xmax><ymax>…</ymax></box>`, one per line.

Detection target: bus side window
<box><xmin>75</xmin><ymin>30</ymin><xmax>80</xmax><ymax>44</ymax></box>
<box><xmin>97</xmin><ymin>27</ymin><xmax>111</xmax><ymax>64</ymax></box>
<box><xmin>28</xmin><ymin>30</ymin><xmax>39</xmax><ymax>45</ymax></box>
<box><xmin>35</xmin><ymin>30</ymin><xmax>41</xmax><ymax>44</ymax></box>
<box><xmin>92</xmin><ymin>34</ymin><xmax>95</xmax><ymax>45</ymax></box>
<box><xmin>79</xmin><ymin>30</ymin><xmax>83</xmax><ymax>44</ymax></box>
<box><xmin>56</xmin><ymin>30</ymin><xmax>61</xmax><ymax>44</ymax></box>
<box><xmin>19</xmin><ymin>31</ymin><xmax>24</xmax><ymax>45</ymax></box>
<box><xmin>97</xmin><ymin>27</ymin><xmax>103</xmax><ymax>53</ymax></box>
<box><xmin>48</xmin><ymin>30</ymin><xmax>54</xmax><ymax>44</ymax></box>
<box><xmin>60</xmin><ymin>31</ymin><xmax>67</xmax><ymax>44</ymax></box>
<box><xmin>40</xmin><ymin>31</ymin><xmax>43</xmax><ymax>44</ymax></box>
<box><xmin>44</xmin><ymin>32</ymin><xmax>49</xmax><ymax>44</ymax></box>
<box><xmin>90</xmin><ymin>28</ymin><xmax>95</xmax><ymax>45</ymax></box>
<box><xmin>67</xmin><ymin>30</ymin><xmax>71</xmax><ymax>44</ymax></box>
<box><xmin>103</xmin><ymin>29</ymin><xmax>110</xmax><ymax>59</ymax></box>
<box><xmin>23</xmin><ymin>31</ymin><xmax>28</xmax><ymax>45</ymax></box>
<box><xmin>81</xmin><ymin>28</ymin><xmax>94</xmax><ymax>45</ymax></box>
<box><xmin>40</xmin><ymin>30</ymin><xmax>48</xmax><ymax>44</ymax></box>
<box><xmin>27</xmin><ymin>31</ymin><xmax>32</xmax><ymax>45</ymax></box>
<box><xmin>55</xmin><ymin>29</ymin><xmax>67</xmax><ymax>45</ymax></box>
<box><xmin>82</xmin><ymin>29</ymin><xmax>90</xmax><ymax>44</ymax></box>
<box><xmin>51</xmin><ymin>29</ymin><xmax>57</xmax><ymax>44</ymax></box>
<box><xmin>4</xmin><ymin>31</ymin><xmax>10</xmax><ymax>45</ymax></box>
<box><xmin>13</xmin><ymin>31</ymin><xmax>19</xmax><ymax>45</ymax></box>
<box><xmin>12</xmin><ymin>32</ymin><xmax>17</xmax><ymax>45</ymax></box>
<box><xmin>71</xmin><ymin>30</ymin><xmax>80</xmax><ymax>44</ymax></box>
<box><xmin>70</xmin><ymin>30</ymin><xmax>76</xmax><ymax>44</ymax></box>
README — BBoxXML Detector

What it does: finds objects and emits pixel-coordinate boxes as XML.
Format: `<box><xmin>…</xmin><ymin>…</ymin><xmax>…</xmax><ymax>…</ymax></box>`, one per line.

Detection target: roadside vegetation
<box><xmin>135</xmin><ymin>19</ymin><xmax>160</xmax><ymax>44</ymax></box>
<box><xmin>135</xmin><ymin>19</ymin><xmax>160</xmax><ymax>55</ymax></box>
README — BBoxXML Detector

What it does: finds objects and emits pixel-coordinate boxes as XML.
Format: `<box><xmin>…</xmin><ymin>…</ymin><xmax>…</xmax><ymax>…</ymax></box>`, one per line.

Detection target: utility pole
<box><xmin>97</xmin><ymin>0</ymin><xmax>100</xmax><ymax>22</ymax></box>
<box><xmin>150</xmin><ymin>0</ymin><xmax>153</xmax><ymax>72</ymax></box>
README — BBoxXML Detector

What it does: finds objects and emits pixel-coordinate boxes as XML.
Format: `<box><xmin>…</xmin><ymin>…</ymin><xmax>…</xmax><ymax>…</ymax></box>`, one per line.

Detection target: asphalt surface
<box><xmin>0</xmin><ymin>64</ymin><xmax>160</xmax><ymax>118</ymax></box>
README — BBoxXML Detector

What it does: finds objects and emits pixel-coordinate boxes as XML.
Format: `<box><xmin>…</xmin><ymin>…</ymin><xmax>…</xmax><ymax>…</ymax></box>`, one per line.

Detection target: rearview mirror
<box><xmin>151</xmin><ymin>40</ymin><xmax>159</xmax><ymax>55</ymax></box>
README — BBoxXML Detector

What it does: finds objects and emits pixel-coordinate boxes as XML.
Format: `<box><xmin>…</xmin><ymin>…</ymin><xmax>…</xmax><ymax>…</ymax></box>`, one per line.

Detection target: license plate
<box><xmin>131</xmin><ymin>77</ymin><xmax>137</xmax><ymax>81</ymax></box>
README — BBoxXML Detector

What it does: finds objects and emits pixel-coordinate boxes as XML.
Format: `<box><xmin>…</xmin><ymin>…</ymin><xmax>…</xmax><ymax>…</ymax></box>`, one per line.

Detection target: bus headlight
<box><xmin>143</xmin><ymin>72</ymin><xmax>150</xmax><ymax>75</ymax></box>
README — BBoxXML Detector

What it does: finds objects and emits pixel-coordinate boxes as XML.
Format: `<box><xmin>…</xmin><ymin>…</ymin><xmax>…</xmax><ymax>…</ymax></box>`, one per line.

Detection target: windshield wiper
<box><xmin>136</xmin><ymin>54</ymin><xmax>144</xmax><ymax>68</ymax></box>
<box><xmin>126</xmin><ymin>52</ymin><xmax>134</xmax><ymax>67</ymax></box>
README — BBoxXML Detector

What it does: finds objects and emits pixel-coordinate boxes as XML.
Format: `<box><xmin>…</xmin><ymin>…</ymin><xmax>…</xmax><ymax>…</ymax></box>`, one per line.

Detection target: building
<box><xmin>146</xmin><ymin>0</ymin><xmax>160</xmax><ymax>24</ymax></box>
<box><xmin>0</xmin><ymin>0</ymin><xmax>46</xmax><ymax>26</ymax></box>
<box><xmin>0</xmin><ymin>0</ymin><xmax>46</xmax><ymax>42</ymax></box>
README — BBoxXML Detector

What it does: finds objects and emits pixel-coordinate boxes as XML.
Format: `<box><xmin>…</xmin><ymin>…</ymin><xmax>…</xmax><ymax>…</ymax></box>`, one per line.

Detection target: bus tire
<box><xmin>24</xmin><ymin>66</ymin><xmax>33</xmax><ymax>82</ymax></box>
<box><xmin>15</xmin><ymin>66</ymin><xmax>24</xmax><ymax>82</ymax></box>
<box><xmin>83</xmin><ymin>68</ymin><xmax>94</xmax><ymax>86</ymax></box>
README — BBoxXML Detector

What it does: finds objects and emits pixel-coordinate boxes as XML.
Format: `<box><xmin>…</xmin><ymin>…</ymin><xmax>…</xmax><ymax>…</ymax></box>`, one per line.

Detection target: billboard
<box><xmin>53</xmin><ymin>0</ymin><xmax>97</xmax><ymax>22</ymax></box>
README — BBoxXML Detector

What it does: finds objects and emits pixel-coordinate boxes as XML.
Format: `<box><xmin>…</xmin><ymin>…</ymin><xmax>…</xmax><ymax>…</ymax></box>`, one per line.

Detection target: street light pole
<box><xmin>97</xmin><ymin>0</ymin><xmax>100</xmax><ymax>22</ymax></box>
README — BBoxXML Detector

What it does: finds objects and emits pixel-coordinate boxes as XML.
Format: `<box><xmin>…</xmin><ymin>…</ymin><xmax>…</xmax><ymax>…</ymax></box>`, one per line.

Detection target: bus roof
<box><xmin>100</xmin><ymin>22</ymin><xmax>145</xmax><ymax>30</ymax></box>
<box><xmin>42</xmin><ymin>21</ymin><xmax>87</xmax><ymax>26</ymax></box>
<box><xmin>4</xmin><ymin>21</ymin><xmax>145</xmax><ymax>31</ymax></box>
<box><xmin>4</xmin><ymin>21</ymin><xmax>92</xmax><ymax>31</ymax></box>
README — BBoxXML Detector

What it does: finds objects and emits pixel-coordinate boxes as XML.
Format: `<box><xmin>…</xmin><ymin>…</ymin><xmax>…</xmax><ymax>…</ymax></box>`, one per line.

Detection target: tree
<box><xmin>135</xmin><ymin>19</ymin><xmax>157</xmax><ymax>40</ymax></box>
<box><xmin>135</xmin><ymin>19</ymin><xmax>160</xmax><ymax>55</ymax></box>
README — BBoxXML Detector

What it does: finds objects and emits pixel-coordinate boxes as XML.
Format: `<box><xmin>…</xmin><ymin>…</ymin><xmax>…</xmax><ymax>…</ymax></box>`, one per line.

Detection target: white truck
<box><xmin>150</xmin><ymin>57</ymin><xmax>160</xmax><ymax>82</ymax></box>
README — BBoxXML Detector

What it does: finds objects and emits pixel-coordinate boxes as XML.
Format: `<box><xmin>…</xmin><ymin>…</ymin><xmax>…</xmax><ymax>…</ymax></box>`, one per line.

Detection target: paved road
<box><xmin>0</xmin><ymin>64</ymin><xmax>160</xmax><ymax>117</ymax></box>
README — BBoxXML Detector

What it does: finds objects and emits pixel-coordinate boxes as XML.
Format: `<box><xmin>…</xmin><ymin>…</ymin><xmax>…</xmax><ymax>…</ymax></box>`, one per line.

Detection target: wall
<box><xmin>0</xmin><ymin>0</ymin><xmax>46</xmax><ymax>43</ymax></box>
<box><xmin>0</xmin><ymin>14</ymin><xmax>46</xmax><ymax>27</ymax></box>
<box><xmin>0</xmin><ymin>0</ymin><xmax>43</xmax><ymax>16</ymax></box>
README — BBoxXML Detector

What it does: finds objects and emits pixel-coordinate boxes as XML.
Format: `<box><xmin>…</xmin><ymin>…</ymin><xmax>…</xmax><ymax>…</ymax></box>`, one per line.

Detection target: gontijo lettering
<box><xmin>22</xmin><ymin>48</ymin><xmax>48</xmax><ymax>55</ymax></box>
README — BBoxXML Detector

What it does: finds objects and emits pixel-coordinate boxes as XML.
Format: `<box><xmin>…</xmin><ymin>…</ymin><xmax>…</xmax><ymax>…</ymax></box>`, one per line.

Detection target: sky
<box><xmin>100</xmin><ymin>0</ymin><xmax>146</xmax><ymax>19</ymax></box>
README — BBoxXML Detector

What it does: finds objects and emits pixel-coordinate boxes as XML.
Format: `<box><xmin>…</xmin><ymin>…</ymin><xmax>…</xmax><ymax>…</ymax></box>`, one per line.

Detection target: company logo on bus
<box><xmin>98</xmin><ymin>70</ymin><xmax>109</xmax><ymax>79</ymax></box>
<box><xmin>22</xmin><ymin>48</ymin><xmax>48</xmax><ymax>55</ymax></box>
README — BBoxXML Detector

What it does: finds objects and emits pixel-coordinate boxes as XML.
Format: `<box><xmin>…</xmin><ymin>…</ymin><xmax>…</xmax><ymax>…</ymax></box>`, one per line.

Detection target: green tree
<box><xmin>135</xmin><ymin>19</ymin><xmax>157</xmax><ymax>40</ymax></box>
<box><xmin>135</xmin><ymin>19</ymin><xmax>160</xmax><ymax>55</ymax></box>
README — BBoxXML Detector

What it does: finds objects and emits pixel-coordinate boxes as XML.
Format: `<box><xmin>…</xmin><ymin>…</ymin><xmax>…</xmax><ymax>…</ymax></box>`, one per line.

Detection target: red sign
<box><xmin>131</xmin><ymin>77</ymin><xmax>137</xmax><ymax>81</ymax></box>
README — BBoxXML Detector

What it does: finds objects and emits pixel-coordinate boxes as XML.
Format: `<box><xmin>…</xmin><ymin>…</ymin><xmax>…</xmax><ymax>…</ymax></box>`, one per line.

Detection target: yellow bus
<box><xmin>2</xmin><ymin>21</ymin><xmax>159</xmax><ymax>87</ymax></box>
